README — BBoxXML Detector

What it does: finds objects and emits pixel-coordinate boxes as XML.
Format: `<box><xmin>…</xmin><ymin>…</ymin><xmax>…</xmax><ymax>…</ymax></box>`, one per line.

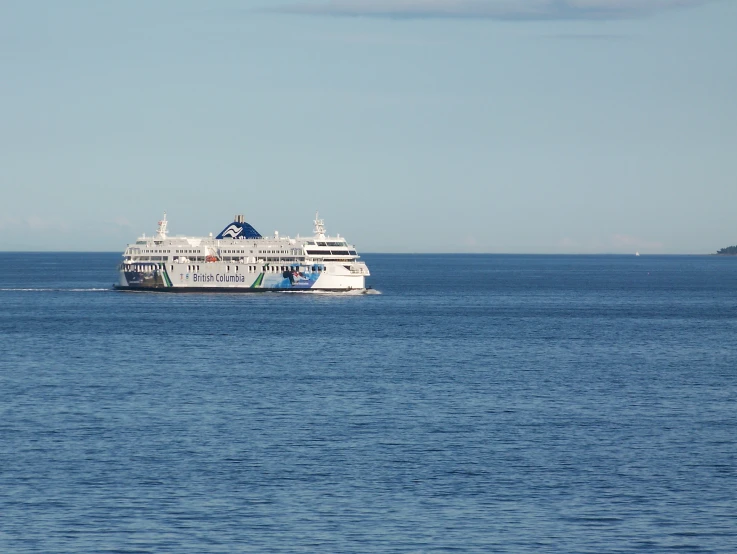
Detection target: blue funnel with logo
<box><xmin>216</xmin><ymin>214</ymin><xmax>262</xmax><ymax>240</ymax></box>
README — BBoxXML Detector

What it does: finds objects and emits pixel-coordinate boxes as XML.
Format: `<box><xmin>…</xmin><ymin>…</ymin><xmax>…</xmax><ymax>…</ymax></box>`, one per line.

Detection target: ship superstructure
<box><xmin>115</xmin><ymin>212</ymin><xmax>370</xmax><ymax>292</ymax></box>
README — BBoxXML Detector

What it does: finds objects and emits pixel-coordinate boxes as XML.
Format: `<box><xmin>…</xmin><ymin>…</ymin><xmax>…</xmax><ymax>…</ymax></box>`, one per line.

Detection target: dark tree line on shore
<box><xmin>717</xmin><ymin>245</ymin><xmax>737</xmax><ymax>255</ymax></box>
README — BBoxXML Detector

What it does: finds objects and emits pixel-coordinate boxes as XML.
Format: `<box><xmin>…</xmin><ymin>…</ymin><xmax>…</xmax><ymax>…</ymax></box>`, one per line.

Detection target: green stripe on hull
<box><xmin>251</xmin><ymin>273</ymin><xmax>265</xmax><ymax>288</ymax></box>
<box><xmin>161</xmin><ymin>264</ymin><xmax>173</xmax><ymax>287</ymax></box>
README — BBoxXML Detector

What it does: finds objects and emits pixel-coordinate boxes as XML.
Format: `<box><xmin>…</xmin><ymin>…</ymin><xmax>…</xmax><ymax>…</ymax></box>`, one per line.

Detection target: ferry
<box><xmin>114</xmin><ymin>212</ymin><xmax>370</xmax><ymax>292</ymax></box>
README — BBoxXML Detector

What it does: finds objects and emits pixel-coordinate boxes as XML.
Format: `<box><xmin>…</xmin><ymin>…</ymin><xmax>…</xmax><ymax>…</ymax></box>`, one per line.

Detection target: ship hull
<box><xmin>115</xmin><ymin>263</ymin><xmax>367</xmax><ymax>292</ymax></box>
<box><xmin>113</xmin><ymin>286</ymin><xmax>364</xmax><ymax>293</ymax></box>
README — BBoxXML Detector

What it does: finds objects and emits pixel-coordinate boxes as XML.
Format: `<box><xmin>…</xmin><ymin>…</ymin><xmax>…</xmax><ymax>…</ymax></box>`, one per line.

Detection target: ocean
<box><xmin>1</xmin><ymin>253</ymin><xmax>736</xmax><ymax>553</ymax></box>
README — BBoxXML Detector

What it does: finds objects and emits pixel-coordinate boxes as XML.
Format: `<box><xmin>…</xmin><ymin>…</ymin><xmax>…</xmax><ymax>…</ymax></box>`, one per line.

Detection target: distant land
<box><xmin>716</xmin><ymin>246</ymin><xmax>737</xmax><ymax>255</ymax></box>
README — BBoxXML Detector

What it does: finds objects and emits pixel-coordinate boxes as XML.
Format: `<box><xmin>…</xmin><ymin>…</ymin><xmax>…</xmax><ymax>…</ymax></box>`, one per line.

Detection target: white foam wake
<box><xmin>0</xmin><ymin>288</ymin><xmax>111</xmax><ymax>292</ymax></box>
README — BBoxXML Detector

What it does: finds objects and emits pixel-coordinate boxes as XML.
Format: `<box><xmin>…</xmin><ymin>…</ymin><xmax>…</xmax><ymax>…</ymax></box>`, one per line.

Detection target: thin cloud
<box><xmin>610</xmin><ymin>233</ymin><xmax>664</xmax><ymax>251</ymax></box>
<box><xmin>271</xmin><ymin>0</ymin><xmax>714</xmax><ymax>20</ymax></box>
<box><xmin>0</xmin><ymin>216</ymin><xmax>21</xmax><ymax>230</ymax></box>
<box><xmin>114</xmin><ymin>216</ymin><xmax>133</xmax><ymax>228</ymax></box>
<box><xmin>549</xmin><ymin>32</ymin><xmax>631</xmax><ymax>40</ymax></box>
<box><xmin>0</xmin><ymin>215</ymin><xmax>72</xmax><ymax>233</ymax></box>
<box><xmin>26</xmin><ymin>216</ymin><xmax>71</xmax><ymax>233</ymax></box>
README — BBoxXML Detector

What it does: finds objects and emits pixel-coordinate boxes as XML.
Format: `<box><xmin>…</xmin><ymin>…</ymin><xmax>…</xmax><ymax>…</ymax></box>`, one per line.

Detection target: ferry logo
<box><xmin>221</xmin><ymin>224</ymin><xmax>243</xmax><ymax>239</ymax></box>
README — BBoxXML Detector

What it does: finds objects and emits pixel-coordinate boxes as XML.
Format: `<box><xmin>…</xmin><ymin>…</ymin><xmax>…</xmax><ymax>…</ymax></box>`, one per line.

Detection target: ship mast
<box><xmin>313</xmin><ymin>211</ymin><xmax>326</xmax><ymax>238</ymax></box>
<box><xmin>156</xmin><ymin>212</ymin><xmax>168</xmax><ymax>240</ymax></box>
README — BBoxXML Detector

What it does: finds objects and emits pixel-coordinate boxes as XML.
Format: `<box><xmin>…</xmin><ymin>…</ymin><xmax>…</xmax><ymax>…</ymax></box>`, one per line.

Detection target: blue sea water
<box><xmin>1</xmin><ymin>252</ymin><xmax>736</xmax><ymax>553</ymax></box>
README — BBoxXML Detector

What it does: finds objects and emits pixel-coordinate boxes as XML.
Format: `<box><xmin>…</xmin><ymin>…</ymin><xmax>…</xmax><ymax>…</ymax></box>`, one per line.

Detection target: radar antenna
<box><xmin>313</xmin><ymin>211</ymin><xmax>326</xmax><ymax>238</ymax></box>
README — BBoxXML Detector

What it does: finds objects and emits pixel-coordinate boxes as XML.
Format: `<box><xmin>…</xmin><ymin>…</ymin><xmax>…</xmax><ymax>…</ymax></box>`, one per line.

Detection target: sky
<box><xmin>1</xmin><ymin>0</ymin><xmax>735</xmax><ymax>253</ymax></box>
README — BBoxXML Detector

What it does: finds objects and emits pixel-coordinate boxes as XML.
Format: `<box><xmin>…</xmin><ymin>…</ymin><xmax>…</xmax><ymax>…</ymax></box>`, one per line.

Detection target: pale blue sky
<box><xmin>1</xmin><ymin>0</ymin><xmax>735</xmax><ymax>253</ymax></box>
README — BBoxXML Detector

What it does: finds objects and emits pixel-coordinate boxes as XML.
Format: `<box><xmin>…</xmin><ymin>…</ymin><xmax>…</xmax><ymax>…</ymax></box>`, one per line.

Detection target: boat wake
<box><xmin>309</xmin><ymin>289</ymin><xmax>381</xmax><ymax>295</ymax></box>
<box><xmin>273</xmin><ymin>288</ymin><xmax>381</xmax><ymax>296</ymax></box>
<box><xmin>0</xmin><ymin>288</ymin><xmax>111</xmax><ymax>292</ymax></box>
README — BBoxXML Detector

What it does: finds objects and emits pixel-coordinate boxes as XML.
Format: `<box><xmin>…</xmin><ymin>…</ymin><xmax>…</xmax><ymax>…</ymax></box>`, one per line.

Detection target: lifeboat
<box><xmin>205</xmin><ymin>255</ymin><xmax>219</xmax><ymax>263</ymax></box>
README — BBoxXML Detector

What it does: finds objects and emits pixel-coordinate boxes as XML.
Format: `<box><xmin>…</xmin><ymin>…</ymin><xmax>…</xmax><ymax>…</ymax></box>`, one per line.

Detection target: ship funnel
<box><xmin>216</xmin><ymin>215</ymin><xmax>262</xmax><ymax>240</ymax></box>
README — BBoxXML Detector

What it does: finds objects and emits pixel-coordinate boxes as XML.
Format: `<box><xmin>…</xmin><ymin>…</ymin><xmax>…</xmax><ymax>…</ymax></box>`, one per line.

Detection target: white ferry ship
<box><xmin>115</xmin><ymin>212</ymin><xmax>370</xmax><ymax>292</ymax></box>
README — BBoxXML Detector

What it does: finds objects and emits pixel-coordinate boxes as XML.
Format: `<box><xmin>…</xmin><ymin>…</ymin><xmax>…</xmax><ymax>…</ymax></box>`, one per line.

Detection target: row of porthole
<box><xmin>178</xmin><ymin>265</ymin><xmax>327</xmax><ymax>274</ymax></box>
<box><xmin>125</xmin><ymin>264</ymin><xmax>158</xmax><ymax>272</ymax></box>
<box><xmin>222</xmin><ymin>250</ymin><xmax>296</xmax><ymax>253</ymax></box>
